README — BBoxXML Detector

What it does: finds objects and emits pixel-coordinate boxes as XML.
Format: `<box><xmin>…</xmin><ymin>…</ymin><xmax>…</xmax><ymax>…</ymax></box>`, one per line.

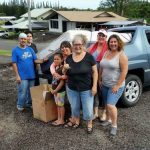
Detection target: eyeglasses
<box><xmin>98</xmin><ymin>33</ymin><xmax>105</xmax><ymax>37</ymax></box>
<box><xmin>73</xmin><ymin>44</ymin><xmax>83</xmax><ymax>47</ymax></box>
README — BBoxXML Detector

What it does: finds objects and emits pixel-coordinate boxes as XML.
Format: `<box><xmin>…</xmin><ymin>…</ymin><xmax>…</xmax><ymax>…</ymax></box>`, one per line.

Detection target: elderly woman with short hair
<box><xmin>63</xmin><ymin>34</ymin><xmax>98</xmax><ymax>134</ymax></box>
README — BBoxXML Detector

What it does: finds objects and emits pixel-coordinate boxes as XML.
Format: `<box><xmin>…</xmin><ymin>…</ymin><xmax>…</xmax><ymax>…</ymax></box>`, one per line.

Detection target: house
<box><xmin>1</xmin><ymin>9</ymin><xmax>128</xmax><ymax>32</ymax></box>
<box><xmin>1</xmin><ymin>8</ymin><xmax>52</xmax><ymax>30</ymax></box>
<box><xmin>45</xmin><ymin>10</ymin><xmax>127</xmax><ymax>33</ymax></box>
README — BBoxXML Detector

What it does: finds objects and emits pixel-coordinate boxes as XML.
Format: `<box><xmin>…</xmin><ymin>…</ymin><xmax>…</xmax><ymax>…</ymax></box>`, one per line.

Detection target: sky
<box><xmin>38</xmin><ymin>0</ymin><xmax>101</xmax><ymax>9</ymax></box>
<box><xmin>34</xmin><ymin>0</ymin><xmax>101</xmax><ymax>9</ymax></box>
<box><xmin>2</xmin><ymin>0</ymin><xmax>102</xmax><ymax>10</ymax></box>
<box><xmin>2</xmin><ymin>0</ymin><xmax>150</xmax><ymax>10</ymax></box>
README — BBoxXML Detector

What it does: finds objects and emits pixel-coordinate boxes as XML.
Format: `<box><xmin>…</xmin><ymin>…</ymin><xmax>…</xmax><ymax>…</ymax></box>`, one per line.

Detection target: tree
<box><xmin>98</xmin><ymin>0</ymin><xmax>130</xmax><ymax>16</ymax></box>
<box><xmin>97</xmin><ymin>0</ymin><xmax>150</xmax><ymax>23</ymax></box>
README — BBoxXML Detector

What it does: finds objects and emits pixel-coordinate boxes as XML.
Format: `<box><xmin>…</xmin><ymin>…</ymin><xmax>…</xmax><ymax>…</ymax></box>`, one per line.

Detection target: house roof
<box><xmin>0</xmin><ymin>16</ymin><xmax>16</xmax><ymax>21</ymax></box>
<box><xmin>12</xmin><ymin>20</ymin><xmax>36</xmax><ymax>29</ymax></box>
<box><xmin>2</xmin><ymin>20</ymin><xmax>30</xmax><ymax>29</ymax></box>
<box><xmin>53</xmin><ymin>11</ymin><xmax>127</xmax><ymax>22</ymax></box>
<box><xmin>21</xmin><ymin>8</ymin><xmax>52</xmax><ymax>19</ymax></box>
<box><xmin>10</xmin><ymin>18</ymin><xmax>26</xmax><ymax>24</ymax></box>
<box><xmin>2</xmin><ymin>20</ymin><xmax>48</xmax><ymax>29</ymax></box>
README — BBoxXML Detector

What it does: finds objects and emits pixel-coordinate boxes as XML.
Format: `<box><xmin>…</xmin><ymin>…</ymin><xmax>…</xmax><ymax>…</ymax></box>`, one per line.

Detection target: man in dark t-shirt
<box><xmin>25</xmin><ymin>30</ymin><xmax>39</xmax><ymax>86</ymax></box>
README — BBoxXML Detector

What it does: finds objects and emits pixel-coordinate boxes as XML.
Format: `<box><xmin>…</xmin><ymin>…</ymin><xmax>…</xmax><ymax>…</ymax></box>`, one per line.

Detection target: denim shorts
<box><xmin>101</xmin><ymin>85</ymin><xmax>125</xmax><ymax>105</ymax></box>
<box><xmin>66</xmin><ymin>86</ymin><xmax>94</xmax><ymax>120</ymax></box>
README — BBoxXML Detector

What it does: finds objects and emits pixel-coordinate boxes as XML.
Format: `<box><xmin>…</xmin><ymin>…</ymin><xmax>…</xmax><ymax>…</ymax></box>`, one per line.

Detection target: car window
<box><xmin>108</xmin><ymin>30</ymin><xmax>135</xmax><ymax>43</ymax></box>
<box><xmin>145</xmin><ymin>30</ymin><xmax>150</xmax><ymax>45</ymax></box>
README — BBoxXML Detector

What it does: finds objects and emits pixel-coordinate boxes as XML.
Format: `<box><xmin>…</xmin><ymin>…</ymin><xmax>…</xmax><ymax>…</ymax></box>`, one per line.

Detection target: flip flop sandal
<box><xmin>52</xmin><ymin>121</ymin><xmax>64</xmax><ymax>126</ymax></box>
<box><xmin>72</xmin><ymin>124</ymin><xmax>80</xmax><ymax>129</ymax></box>
<box><xmin>64</xmin><ymin>121</ymin><xmax>74</xmax><ymax>128</ymax></box>
<box><xmin>87</xmin><ymin>127</ymin><xmax>93</xmax><ymax>134</ymax></box>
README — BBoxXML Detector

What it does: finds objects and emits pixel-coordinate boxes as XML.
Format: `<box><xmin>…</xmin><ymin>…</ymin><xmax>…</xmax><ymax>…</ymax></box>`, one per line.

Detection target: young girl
<box><xmin>51</xmin><ymin>53</ymin><xmax>66</xmax><ymax>126</ymax></box>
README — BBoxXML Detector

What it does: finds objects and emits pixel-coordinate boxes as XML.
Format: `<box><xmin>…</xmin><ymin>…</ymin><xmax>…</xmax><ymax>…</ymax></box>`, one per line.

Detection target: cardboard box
<box><xmin>30</xmin><ymin>84</ymin><xmax>57</xmax><ymax>122</ymax></box>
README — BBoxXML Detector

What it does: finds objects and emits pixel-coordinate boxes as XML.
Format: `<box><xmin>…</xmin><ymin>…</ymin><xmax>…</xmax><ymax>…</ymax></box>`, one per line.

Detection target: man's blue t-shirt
<box><xmin>12</xmin><ymin>46</ymin><xmax>37</xmax><ymax>80</ymax></box>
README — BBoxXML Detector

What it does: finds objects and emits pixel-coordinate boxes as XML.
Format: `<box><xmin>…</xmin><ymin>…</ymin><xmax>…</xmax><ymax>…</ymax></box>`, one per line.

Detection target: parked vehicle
<box><xmin>0</xmin><ymin>30</ymin><xmax>9</xmax><ymax>38</ymax></box>
<box><xmin>38</xmin><ymin>26</ymin><xmax>150</xmax><ymax>107</ymax></box>
<box><xmin>109</xmin><ymin>26</ymin><xmax>150</xmax><ymax>107</ymax></box>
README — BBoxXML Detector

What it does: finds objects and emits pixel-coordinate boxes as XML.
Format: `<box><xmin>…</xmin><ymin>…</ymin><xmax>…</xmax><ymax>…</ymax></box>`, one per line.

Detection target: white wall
<box><xmin>49</xmin><ymin>15</ymin><xmax>68</xmax><ymax>33</ymax></box>
<box><xmin>48</xmin><ymin>15</ymin><xmax>78</xmax><ymax>33</ymax></box>
<box><xmin>67</xmin><ymin>22</ymin><xmax>76</xmax><ymax>30</ymax></box>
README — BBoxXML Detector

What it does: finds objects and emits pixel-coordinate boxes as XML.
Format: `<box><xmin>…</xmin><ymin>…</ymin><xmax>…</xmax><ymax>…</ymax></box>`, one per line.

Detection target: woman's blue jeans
<box><xmin>17</xmin><ymin>79</ymin><xmax>35</xmax><ymax>108</ymax></box>
<box><xmin>66</xmin><ymin>87</ymin><xmax>94</xmax><ymax>120</ymax></box>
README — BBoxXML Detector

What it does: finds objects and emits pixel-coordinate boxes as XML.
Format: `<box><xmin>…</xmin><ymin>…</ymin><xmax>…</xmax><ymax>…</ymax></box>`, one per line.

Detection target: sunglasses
<box><xmin>73</xmin><ymin>44</ymin><xmax>83</xmax><ymax>47</ymax></box>
<box><xmin>98</xmin><ymin>33</ymin><xmax>106</xmax><ymax>37</ymax></box>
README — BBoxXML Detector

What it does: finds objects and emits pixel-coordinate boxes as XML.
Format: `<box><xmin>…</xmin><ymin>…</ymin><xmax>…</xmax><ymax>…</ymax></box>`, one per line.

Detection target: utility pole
<box><xmin>27</xmin><ymin>0</ymin><xmax>32</xmax><ymax>31</ymax></box>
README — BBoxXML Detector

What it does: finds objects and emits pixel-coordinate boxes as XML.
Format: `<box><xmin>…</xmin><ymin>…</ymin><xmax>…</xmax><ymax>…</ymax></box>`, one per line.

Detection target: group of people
<box><xmin>12</xmin><ymin>29</ymin><xmax>128</xmax><ymax>136</ymax></box>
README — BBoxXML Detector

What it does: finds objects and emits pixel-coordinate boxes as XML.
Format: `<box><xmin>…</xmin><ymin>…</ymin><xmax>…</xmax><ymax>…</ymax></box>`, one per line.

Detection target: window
<box><xmin>50</xmin><ymin>20</ymin><xmax>58</xmax><ymax>29</ymax></box>
<box><xmin>108</xmin><ymin>29</ymin><xmax>135</xmax><ymax>43</ymax></box>
<box><xmin>145</xmin><ymin>30</ymin><xmax>150</xmax><ymax>45</ymax></box>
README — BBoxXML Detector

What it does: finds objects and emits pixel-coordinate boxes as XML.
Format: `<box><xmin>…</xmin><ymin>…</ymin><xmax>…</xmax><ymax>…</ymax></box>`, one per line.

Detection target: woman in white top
<box><xmin>99</xmin><ymin>34</ymin><xmax>128</xmax><ymax>135</ymax></box>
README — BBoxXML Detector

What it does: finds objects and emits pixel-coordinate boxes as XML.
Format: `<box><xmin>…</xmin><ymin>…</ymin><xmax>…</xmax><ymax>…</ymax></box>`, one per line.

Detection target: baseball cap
<box><xmin>98</xmin><ymin>29</ymin><xmax>107</xmax><ymax>36</ymax></box>
<box><xmin>19</xmin><ymin>33</ymin><xmax>27</xmax><ymax>39</ymax></box>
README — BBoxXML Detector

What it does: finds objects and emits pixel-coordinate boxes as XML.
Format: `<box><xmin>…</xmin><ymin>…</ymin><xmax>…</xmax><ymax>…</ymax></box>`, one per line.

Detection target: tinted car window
<box><xmin>145</xmin><ymin>30</ymin><xmax>150</xmax><ymax>45</ymax></box>
<box><xmin>108</xmin><ymin>29</ymin><xmax>135</xmax><ymax>43</ymax></box>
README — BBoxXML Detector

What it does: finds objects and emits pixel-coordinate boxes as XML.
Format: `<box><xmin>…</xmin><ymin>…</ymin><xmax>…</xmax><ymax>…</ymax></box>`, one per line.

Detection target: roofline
<box><xmin>51</xmin><ymin>10</ymin><xmax>127</xmax><ymax>22</ymax></box>
<box><xmin>52</xmin><ymin>10</ymin><xmax>70</xmax><ymax>21</ymax></box>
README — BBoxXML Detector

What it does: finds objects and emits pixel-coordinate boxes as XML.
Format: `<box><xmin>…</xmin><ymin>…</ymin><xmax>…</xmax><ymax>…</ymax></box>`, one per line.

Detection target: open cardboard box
<box><xmin>30</xmin><ymin>84</ymin><xmax>57</xmax><ymax>122</ymax></box>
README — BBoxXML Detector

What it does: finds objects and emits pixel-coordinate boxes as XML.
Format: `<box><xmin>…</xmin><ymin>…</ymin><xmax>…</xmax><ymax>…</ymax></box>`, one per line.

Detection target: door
<box><xmin>62</xmin><ymin>21</ymin><xmax>67</xmax><ymax>32</ymax></box>
<box><xmin>144</xmin><ymin>29</ymin><xmax>150</xmax><ymax>85</ymax></box>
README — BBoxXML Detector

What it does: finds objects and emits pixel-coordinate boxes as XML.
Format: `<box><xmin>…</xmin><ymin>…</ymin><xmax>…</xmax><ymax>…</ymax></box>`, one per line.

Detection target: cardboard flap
<box><xmin>43</xmin><ymin>91</ymin><xmax>49</xmax><ymax>100</ymax></box>
<box><xmin>30</xmin><ymin>84</ymin><xmax>53</xmax><ymax>102</ymax></box>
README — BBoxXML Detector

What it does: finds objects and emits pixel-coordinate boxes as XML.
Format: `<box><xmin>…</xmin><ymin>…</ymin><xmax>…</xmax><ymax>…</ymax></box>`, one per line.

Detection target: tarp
<box><xmin>38</xmin><ymin>29</ymin><xmax>131</xmax><ymax>59</ymax></box>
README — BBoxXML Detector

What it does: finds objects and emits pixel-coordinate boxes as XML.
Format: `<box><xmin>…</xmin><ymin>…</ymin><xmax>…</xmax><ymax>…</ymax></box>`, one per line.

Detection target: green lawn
<box><xmin>0</xmin><ymin>50</ymin><xmax>11</xmax><ymax>56</ymax></box>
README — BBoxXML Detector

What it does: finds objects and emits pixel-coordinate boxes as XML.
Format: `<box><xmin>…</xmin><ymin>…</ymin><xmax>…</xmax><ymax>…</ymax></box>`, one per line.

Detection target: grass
<box><xmin>0</xmin><ymin>50</ymin><xmax>11</xmax><ymax>56</ymax></box>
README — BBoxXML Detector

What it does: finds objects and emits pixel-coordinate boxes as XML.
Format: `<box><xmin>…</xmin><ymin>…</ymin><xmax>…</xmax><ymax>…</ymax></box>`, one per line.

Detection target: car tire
<box><xmin>120</xmin><ymin>74</ymin><xmax>142</xmax><ymax>107</ymax></box>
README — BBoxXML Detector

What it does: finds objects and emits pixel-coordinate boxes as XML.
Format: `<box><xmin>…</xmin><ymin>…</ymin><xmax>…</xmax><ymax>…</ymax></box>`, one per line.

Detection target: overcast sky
<box><xmin>35</xmin><ymin>0</ymin><xmax>101</xmax><ymax>9</ymax></box>
<box><xmin>1</xmin><ymin>0</ymin><xmax>101</xmax><ymax>9</ymax></box>
<box><xmin>2</xmin><ymin>0</ymin><xmax>150</xmax><ymax>9</ymax></box>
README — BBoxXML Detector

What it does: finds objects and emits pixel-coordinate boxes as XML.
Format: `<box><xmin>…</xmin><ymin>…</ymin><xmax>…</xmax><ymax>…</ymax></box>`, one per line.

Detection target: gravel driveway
<box><xmin>0</xmin><ymin>64</ymin><xmax>150</xmax><ymax>150</ymax></box>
